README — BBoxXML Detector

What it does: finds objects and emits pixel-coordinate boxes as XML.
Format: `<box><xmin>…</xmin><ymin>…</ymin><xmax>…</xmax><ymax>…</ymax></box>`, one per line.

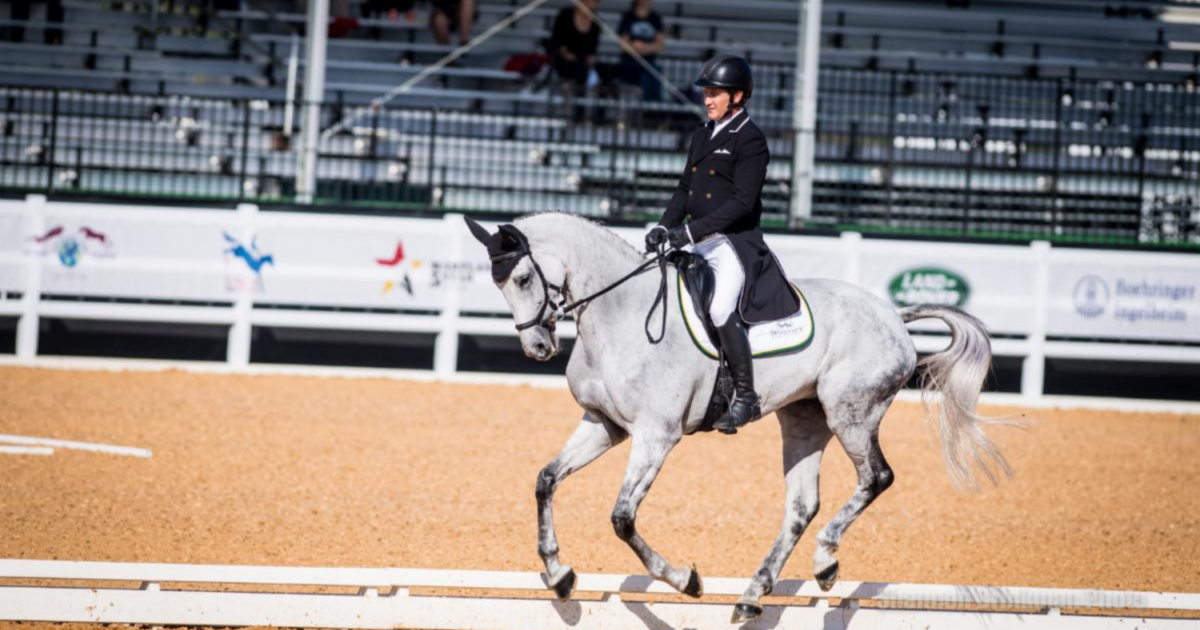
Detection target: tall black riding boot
<box><xmin>713</xmin><ymin>318</ymin><xmax>761</xmax><ymax>435</ymax></box>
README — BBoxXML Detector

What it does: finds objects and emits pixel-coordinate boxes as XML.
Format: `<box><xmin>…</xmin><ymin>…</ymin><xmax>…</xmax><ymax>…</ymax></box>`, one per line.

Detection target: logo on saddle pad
<box><xmin>889</xmin><ymin>268</ymin><xmax>970</xmax><ymax>307</ymax></box>
<box><xmin>677</xmin><ymin>273</ymin><xmax>815</xmax><ymax>360</ymax></box>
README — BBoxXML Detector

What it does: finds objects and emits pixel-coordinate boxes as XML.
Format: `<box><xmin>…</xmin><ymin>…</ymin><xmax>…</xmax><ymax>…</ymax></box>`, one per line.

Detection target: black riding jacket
<box><xmin>659</xmin><ymin>110</ymin><xmax>800</xmax><ymax>323</ymax></box>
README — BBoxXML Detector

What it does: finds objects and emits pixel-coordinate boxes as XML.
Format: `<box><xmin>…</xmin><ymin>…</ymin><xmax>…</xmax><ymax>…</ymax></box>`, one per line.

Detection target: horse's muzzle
<box><xmin>523</xmin><ymin>327</ymin><xmax>559</xmax><ymax>361</ymax></box>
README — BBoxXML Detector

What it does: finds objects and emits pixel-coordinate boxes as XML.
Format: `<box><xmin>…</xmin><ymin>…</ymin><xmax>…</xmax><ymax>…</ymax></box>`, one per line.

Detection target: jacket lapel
<box><xmin>692</xmin><ymin>110</ymin><xmax>747</xmax><ymax>165</ymax></box>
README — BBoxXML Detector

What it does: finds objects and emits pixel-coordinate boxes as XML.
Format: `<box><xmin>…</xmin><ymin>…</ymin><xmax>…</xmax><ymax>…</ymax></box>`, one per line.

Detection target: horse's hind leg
<box><xmin>611</xmin><ymin>427</ymin><xmax>701</xmax><ymax>597</ymax></box>
<box><xmin>812</xmin><ymin>394</ymin><xmax>896</xmax><ymax>591</ymax></box>
<box><xmin>733</xmin><ymin>399</ymin><xmax>832</xmax><ymax>624</ymax></box>
<box><xmin>537</xmin><ymin>411</ymin><xmax>626</xmax><ymax>601</ymax></box>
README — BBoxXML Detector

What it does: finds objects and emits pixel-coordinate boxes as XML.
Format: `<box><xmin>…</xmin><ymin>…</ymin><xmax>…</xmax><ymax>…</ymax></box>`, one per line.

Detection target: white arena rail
<box><xmin>2</xmin><ymin>195</ymin><xmax>1200</xmax><ymax>400</ymax></box>
<box><xmin>0</xmin><ymin>560</ymin><xmax>1197</xmax><ymax>630</ymax></box>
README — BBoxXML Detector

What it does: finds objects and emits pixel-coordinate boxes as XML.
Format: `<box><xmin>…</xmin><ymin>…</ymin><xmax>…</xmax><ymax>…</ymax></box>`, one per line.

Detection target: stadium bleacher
<box><xmin>1</xmin><ymin>0</ymin><xmax>1197</xmax><ymax>247</ymax></box>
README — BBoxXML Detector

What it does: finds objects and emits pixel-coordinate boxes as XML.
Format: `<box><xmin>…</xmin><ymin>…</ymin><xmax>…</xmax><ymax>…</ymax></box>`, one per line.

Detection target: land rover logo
<box><xmin>889</xmin><ymin>268</ymin><xmax>970</xmax><ymax>307</ymax></box>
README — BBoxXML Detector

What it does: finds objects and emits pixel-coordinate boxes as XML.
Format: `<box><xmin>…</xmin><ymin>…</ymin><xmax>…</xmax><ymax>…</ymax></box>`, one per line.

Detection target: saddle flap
<box><xmin>674</xmin><ymin>252</ymin><xmax>720</xmax><ymax>344</ymax></box>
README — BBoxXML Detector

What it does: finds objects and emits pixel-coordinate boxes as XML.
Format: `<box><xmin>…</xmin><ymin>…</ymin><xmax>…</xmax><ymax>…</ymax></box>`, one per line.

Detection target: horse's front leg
<box><xmin>611</xmin><ymin>428</ymin><xmax>702</xmax><ymax>597</ymax></box>
<box><xmin>537</xmin><ymin>411</ymin><xmax>626</xmax><ymax>601</ymax></box>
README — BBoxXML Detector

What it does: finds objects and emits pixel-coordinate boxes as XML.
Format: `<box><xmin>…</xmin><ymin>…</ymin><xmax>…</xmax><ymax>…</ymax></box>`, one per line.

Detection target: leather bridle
<box><xmin>489</xmin><ymin>245</ymin><xmax>566</xmax><ymax>333</ymax></box>
<box><xmin>489</xmin><ymin>232</ymin><xmax>671</xmax><ymax>344</ymax></box>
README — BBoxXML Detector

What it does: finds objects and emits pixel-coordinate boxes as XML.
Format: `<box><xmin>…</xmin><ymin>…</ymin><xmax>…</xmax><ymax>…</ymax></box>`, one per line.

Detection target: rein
<box><xmin>561</xmin><ymin>249</ymin><xmax>671</xmax><ymax>345</ymax></box>
<box><xmin>494</xmin><ymin>245</ymin><xmax>672</xmax><ymax>345</ymax></box>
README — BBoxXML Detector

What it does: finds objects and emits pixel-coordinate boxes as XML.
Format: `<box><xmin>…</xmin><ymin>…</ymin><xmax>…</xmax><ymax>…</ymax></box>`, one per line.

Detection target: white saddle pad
<box><xmin>677</xmin><ymin>272</ymin><xmax>815</xmax><ymax>360</ymax></box>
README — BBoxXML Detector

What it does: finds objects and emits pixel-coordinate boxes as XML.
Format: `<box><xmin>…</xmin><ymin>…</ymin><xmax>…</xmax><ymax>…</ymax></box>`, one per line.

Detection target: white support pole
<box><xmin>16</xmin><ymin>194</ymin><xmax>45</xmax><ymax>360</ymax></box>
<box><xmin>296</xmin><ymin>0</ymin><xmax>329</xmax><ymax>204</ymax></box>
<box><xmin>283</xmin><ymin>33</ymin><xmax>300</xmax><ymax>139</ymax></box>
<box><xmin>789</xmin><ymin>0</ymin><xmax>823</xmax><ymax>228</ymax></box>
<box><xmin>1022</xmin><ymin>240</ymin><xmax>1051</xmax><ymax>399</ymax></box>
<box><xmin>226</xmin><ymin>203</ymin><xmax>259</xmax><ymax>368</ymax></box>
<box><xmin>433</xmin><ymin>213</ymin><xmax>464</xmax><ymax>377</ymax></box>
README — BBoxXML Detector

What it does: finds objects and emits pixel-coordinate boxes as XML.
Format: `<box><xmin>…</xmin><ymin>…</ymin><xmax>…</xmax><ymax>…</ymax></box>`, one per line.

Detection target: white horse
<box><xmin>465</xmin><ymin>212</ymin><xmax>1012</xmax><ymax>623</ymax></box>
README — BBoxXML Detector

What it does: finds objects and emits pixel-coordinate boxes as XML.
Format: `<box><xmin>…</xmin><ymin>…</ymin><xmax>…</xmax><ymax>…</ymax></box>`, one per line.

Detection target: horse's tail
<box><xmin>900</xmin><ymin>305</ymin><xmax>1015</xmax><ymax>491</ymax></box>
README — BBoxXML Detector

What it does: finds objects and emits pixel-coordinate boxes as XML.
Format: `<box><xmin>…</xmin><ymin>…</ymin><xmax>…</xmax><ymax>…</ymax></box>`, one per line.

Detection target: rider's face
<box><xmin>703</xmin><ymin>88</ymin><xmax>741</xmax><ymax>121</ymax></box>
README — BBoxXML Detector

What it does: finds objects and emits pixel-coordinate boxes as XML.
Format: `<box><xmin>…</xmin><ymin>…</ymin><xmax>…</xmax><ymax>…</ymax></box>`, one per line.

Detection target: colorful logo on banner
<box><xmin>27</xmin><ymin>225</ymin><xmax>114</xmax><ymax>268</ymax></box>
<box><xmin>223</xmin><ymin>232</ymin><xmax>274</xmax><ymax>292</ymax></box>
<box><xmin>889</xmin><ymin>268</ymin><xmax>970</xmax><ymax>307</ymax></box>
<box><xmin>376</xmin><ymin>241</ymin><xmax>422</xmax><ymax>297</ymax></box>
<box><xmin>375</xmin><ymin>240</ymin><xmax>492</xmax><ymax>298</ymax></box>
<box><xmin>1074</xmin><ymin>274</ymin><xmax>1195</xmax><ymax>324</ymax></box>
<box><xmin>1073</xmin><ymin>275</ymin><xmax>1110</xmax><ymax>318</ymax></box>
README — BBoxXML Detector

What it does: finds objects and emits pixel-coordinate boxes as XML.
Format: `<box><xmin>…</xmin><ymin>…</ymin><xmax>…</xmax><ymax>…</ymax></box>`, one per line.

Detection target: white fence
<box><xmin>1</xmin><ymin>559</ymin><xmax>1197</xmax><ymax>629</ymax></box>
<box><xmin>2</xmin><ymin>195</ymin><xmax>1199</xmax><ymax>397</ymax></box>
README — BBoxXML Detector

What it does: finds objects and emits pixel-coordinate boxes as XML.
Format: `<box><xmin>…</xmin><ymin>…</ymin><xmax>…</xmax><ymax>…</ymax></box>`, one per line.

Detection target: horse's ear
<box><xmin>464</xmin><ymin>216</ymin><xmax>492</xmax><ymax>247</ymax></box>
<box><xmin>498</xmin><ymin>225</ymin><xmax>523</xmax><ymax>250</ymax></box>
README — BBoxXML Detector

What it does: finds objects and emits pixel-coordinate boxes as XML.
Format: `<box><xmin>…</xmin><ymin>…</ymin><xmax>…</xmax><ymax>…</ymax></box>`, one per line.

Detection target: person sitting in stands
<box><xmin>547</xmin><ymin>0</ymin><xmax>606</xmax><ymax>123</ymax></box>
<box><xmin>430</xmin><ymin>0</ymin><xmax>475</xmax><ymax>46</ymax></box>
<box><xmin>548</xmin><ymin>0</ymin><xmax>602</xmax><ymax>95</ymax></box>
<box><xmin>614</xmin><ymin>0</ymin><xmax>664</xmax><ymax>102</ymax></box>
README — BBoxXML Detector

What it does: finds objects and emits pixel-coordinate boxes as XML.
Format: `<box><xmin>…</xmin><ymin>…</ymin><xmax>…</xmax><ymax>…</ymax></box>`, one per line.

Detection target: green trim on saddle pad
<box><xmin>676</xmin><ymin>272</ymin><xmax>816</xmax><ymax>360</ymax></box>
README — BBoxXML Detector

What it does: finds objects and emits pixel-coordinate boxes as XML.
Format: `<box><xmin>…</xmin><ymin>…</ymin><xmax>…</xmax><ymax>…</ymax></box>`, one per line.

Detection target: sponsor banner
<box><xmin>888</xmin><ymin>267</ymin><xmax>971</xmax><ymax>308</ymax></box>
<box><xmin>5</xmin><ymin>200</ymin><xmax>1199</xmax><ymax>345</ymax></box>
<box><xmin>33</xmin><ymin>204</ymin><xmax>234</xmax><ymax>301</ymax></box>
<box><xmin>0</xmin><ymin>206</ymin><xmax>27</xmax><ymax>256</ymax></box>
<box><xmin>8</xmin><ymin>205</ymin><xmax>495</xmax><ymax>310</ymax></box>
<box><xmin>857</xmin><ymin>241</ymin><xmax>1035</xmax><ymax>336</ymax></box>
<box><xmin>1049</xmin><ymin>253</ymin><xmax>1200</xmax><ymax>342</ymax></box>
<box><xmin>768</xmin><ymin>235</ymin><xmax>850</xmax><ymax>285</ymax></box>
<box><xmin>255</xmin><ymin>212</ymin><xmax>455</xmax><ymax>311</ymax></box>
<box><xmin>0</xmin><ymin>205</ymin><xmax>28</xmax><ymax>293</ymax></box>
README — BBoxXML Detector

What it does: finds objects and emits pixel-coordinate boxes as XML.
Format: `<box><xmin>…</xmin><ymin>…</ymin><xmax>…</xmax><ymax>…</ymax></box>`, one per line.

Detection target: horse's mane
<box><xmin>515</xmin><ymin>211</ymin><xmax>641</xmax><ymax>259</ymax></box>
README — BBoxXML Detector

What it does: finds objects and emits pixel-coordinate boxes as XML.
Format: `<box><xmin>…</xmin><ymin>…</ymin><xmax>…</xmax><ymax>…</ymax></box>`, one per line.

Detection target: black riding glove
<box><xmin>667</xmin><ymin>226</ymin><xmax>691</xmax><ymax>250</ymax></box>
<box><xmin>644</xmin><ymin>226</ymin><xmax>668</xmax><ymax>253</ymax></box>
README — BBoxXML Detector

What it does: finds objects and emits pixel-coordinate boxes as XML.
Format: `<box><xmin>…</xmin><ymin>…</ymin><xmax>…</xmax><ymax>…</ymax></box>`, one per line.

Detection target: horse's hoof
<box><xmin>731</xmin><ymin>602</ymin><xmax>763</xmax><ymax>624</ymax></box>
<box><xmin>552</xmin><ymin>568</ymin><xmax>577</xmax><ymax>602</ymax></box>
<box><xmin>814</xmin><ymin>559</ymin><xmax>839</xmax><ymax>591</ymax></box>
<box><xmin>683</xmin><ymin>565</ymin><xmax>703</xmax><ymax>598</ymax></box>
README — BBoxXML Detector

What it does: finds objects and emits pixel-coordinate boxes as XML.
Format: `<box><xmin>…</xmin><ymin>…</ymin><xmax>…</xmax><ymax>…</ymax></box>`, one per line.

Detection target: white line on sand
<box><xmin>0</xmin><ymin>446</ymin><xmax>54</xmax><ymax>456</ymax></box>
<box><xmin>0</xmin><ymin>435</ymin><xmax>151</xmax><ymax>458</ymax></box>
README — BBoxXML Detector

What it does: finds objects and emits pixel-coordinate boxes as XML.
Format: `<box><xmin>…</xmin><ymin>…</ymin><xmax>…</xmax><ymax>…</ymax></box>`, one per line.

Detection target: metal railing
<box><xmin>1</xmin><ymin>67</ymin><xmax>1197</xmax><ymax>249</ymax></box>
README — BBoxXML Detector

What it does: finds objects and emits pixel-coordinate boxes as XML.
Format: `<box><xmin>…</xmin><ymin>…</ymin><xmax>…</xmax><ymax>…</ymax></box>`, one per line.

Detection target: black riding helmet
<box><xmin>693</xmin><ymin>55</ymin><xmax>754</xmax><ymax>110</ymax></box>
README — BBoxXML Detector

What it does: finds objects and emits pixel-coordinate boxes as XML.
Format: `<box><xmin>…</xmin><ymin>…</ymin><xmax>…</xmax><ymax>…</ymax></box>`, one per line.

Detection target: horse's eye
<box><xmin>516</xmin><ymin>275</ymin><xmax>531</xmax><ymax>289</ymax></box>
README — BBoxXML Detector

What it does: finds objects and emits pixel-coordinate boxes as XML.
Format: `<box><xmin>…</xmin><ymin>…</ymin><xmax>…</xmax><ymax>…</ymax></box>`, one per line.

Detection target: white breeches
<box><xmin>692</xmin><ymin>235</ymin><xmax>744</xmax><ymax>326</ymax></box>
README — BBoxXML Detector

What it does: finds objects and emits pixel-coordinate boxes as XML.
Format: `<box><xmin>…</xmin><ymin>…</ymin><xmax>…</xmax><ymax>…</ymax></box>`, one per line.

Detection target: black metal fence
<box><xmin>812</xmin><ymin>69</ymin><xmax>1200</xmax><ymax>248</ymax></box>
<box><xmin>2</xmin><ymin>67</ymin><xmax>1197</xmax><ymax>249</ymax></box>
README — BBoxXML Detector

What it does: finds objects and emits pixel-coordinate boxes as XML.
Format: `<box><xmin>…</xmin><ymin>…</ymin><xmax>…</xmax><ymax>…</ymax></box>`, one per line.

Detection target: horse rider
<box><xmin>645</xmin><ymin>54</ymin><xmax>801</xmax><ymax>435</ymax></box>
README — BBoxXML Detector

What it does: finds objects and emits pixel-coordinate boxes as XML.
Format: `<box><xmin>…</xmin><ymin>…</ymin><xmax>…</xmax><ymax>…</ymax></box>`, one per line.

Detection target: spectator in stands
<box><xmin>548</xmin><ymin>0</ymin><xmax>602</xmax><ymax>96</ymax></box>
<box><xmin>614</xmin><ymin>0</ymin><xmax>664</xmax><ymax>102</ymax></box>
<box><xmin>430</xmin><ymin>0</ymin><xmax>476</xmax><ymax>46</ymax></box>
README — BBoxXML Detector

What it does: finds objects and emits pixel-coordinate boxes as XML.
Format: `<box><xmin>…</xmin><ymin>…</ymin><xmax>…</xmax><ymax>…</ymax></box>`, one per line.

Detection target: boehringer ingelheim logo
<box><xmin>1074</xmin><ymin>275</ymin><xmax>1110</xmax><ymax>318</ymax></box>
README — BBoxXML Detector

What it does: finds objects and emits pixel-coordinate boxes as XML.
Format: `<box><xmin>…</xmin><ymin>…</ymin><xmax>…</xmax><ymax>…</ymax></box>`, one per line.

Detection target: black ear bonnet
<box><xmin>465</xmin><ymin>216</ymin><xmax>530</xmax><ymax>283</ymax></box>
